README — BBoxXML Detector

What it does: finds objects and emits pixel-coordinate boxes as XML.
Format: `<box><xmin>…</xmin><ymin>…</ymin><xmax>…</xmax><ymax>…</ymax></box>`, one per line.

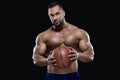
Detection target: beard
<box><xmin>53</xmin><ymin>19</ymin><xmax>64</xmax><ymax>27</ymax></box>
<box><xmin>53</xmin><ymin>21</ymin><xmax>61</xmax><ymax>26</ymax></box>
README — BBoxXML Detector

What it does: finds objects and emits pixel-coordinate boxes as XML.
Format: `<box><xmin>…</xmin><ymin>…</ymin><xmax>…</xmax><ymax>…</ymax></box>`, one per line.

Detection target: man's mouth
<box><xmin>54</xmin><ymin>21</ymin><xmax>60</xmax><ymax>25</ymax></box>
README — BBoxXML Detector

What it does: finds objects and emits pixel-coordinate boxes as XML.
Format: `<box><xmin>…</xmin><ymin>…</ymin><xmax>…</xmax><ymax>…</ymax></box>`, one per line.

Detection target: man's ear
<box><xmin>62</xmin><ymin>10</ymin><xmax>65</xmax><ymax>16</ymax></box>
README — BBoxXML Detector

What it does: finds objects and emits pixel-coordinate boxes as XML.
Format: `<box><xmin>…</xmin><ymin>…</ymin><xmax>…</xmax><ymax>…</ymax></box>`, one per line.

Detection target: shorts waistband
<box><xmin>47</xmin><ymin>72</ymin><xmax>79</xmax><ymax>76</ymax></box>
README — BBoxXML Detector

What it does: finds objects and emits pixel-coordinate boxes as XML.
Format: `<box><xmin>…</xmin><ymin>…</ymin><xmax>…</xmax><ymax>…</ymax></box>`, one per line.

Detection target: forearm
<box><xmin>33</xmin><ymin>58</ymin><xmax>48</xmax><ymax>67</ymax></box>
<box><xmin>77</xmin><ymin>50</ymin><xmax>94</xmax><ymax>63</ymax></box>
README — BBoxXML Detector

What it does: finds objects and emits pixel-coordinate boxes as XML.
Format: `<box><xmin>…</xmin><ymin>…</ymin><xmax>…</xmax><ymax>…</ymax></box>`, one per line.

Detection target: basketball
<box><xmin>52</xmin><ymin>45</ymin><xmax>71</xmax><ymax>69</ymax></box>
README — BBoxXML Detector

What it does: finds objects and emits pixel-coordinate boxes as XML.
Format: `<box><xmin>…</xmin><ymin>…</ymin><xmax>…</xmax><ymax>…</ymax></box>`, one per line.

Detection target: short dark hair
<box><xmin>48</xmin><ymin>1</ymin><xmax>63</xmax><ymax>9</ymax></box>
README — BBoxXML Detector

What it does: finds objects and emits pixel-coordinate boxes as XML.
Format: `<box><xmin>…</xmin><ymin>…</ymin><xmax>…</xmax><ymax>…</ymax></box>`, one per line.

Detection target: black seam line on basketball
<box><xmin>59</xmin><ymin>47</ymin><xmax>65</xmax><ymax>68</ymax></box>
<box><xmin>64</xmin><ymin>46</ymin><xmax>70</xmax><ymax>65</ymax></box>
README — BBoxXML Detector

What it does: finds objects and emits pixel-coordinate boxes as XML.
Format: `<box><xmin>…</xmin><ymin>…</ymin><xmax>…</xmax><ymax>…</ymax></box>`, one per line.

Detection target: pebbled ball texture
<box><xmin>52</xmin><ymin>45</ymin><xmax>71</xmax><ymax>69</ymax></box>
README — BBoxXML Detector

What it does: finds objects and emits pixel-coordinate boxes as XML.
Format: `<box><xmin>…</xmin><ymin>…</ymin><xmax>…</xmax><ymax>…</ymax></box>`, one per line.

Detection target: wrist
<box><xmin>77</xmin><ymin>52</ymin><xmax>82</xmax><ymax>60</ymax></box>
<box><xmin>46</xmin><ymin>58</ymin><xmax>50</xmax><ymax>65</ymax></box>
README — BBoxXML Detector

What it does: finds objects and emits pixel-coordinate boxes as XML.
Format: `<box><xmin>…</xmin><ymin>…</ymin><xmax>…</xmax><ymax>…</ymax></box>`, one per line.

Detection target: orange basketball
<box><xmin>52</xmin><ymin>45</ymin><xmax>71</xmax><ymax>69</ymax></box>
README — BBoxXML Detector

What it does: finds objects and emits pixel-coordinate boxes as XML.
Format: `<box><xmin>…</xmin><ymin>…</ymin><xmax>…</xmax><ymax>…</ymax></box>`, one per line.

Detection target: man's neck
<box><xmin>53</xmin><ymin>21</ymin><xmax>68</xmax><ymax>31</ymax></box>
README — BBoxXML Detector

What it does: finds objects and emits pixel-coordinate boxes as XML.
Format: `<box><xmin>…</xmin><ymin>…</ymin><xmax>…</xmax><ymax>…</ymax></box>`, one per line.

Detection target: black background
<box><xmin>1</xmin><ymin>0</ymin><xmax>119</xmax><ymax>80</ymax></box>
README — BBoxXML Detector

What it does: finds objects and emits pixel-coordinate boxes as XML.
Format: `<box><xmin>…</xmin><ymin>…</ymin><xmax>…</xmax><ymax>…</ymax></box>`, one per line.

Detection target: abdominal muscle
<box><xmin>47</xmin><ymin>60</ymin><xmax>78</xmax><ymax>74</ymax></box>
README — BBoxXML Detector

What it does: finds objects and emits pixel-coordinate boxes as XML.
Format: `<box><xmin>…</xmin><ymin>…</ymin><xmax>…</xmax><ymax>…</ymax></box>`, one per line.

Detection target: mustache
<box><xmin>53</xmin><ymin>20</ymin><xmax>59</xmax><ymax>23</ymax></box>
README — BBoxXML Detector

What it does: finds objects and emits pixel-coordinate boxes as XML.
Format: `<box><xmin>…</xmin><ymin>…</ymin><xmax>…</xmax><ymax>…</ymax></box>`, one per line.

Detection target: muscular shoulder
<box><xmin>35</xmin><ymin>31</ymin><xmax>47</xmax><ymax>45</ymax></box>
<box><xmin>35</xmin><ymin>28</ymin><xmax>52</xmax><ymax>45</ymax></box>
<box><xmin>68</xmin><ymin>23</ymin><xmax>90</xmax><ymax>40</ymax></box>
<box><xmin>77</xmin><ymin>28</ymin><xmax>90</xmax><ymax>41</ymax></box>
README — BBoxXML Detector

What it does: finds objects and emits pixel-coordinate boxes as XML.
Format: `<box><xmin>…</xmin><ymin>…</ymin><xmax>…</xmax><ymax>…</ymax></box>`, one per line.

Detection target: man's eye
<box><xmin>56</xmin><ymin>12</ymin><xmax>59</xmax><ymax>15</ymax></box>
<box><xmin>50</xmin><ymin>14</ymin><xmax>54</xmax><ymax>17</ymax></box>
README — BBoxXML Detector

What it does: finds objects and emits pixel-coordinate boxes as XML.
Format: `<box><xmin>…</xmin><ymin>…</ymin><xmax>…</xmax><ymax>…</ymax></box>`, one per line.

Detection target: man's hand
<box><xmin>68</xmin><ymin>47</ymin><xmax>78</xmax><ymax>61</ymax></box>
<box><xmin>47</xmin><ymin>51</ymin><xmax>57</xmax><ymax>67</ymax></box>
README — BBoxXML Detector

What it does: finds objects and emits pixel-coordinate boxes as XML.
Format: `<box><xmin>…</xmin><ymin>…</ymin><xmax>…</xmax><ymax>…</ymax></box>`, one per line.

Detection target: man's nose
<box><xmin>53</xmin><ymin>16</ymin><xmax>57</xmax><ymax>21</ymax></box>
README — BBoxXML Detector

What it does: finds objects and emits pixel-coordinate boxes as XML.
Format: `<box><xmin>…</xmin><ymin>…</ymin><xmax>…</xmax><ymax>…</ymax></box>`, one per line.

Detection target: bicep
<box><xmin>32</xmin><ymin>34</ymin><xmax>47</xmax><ymax>60</ymax></box>
<box><xmin>33</xmin><ymin>43</ymin><xmax>47</xmax><ymax>55</ymax></box>
<box><xmin>79</xmin><ymin>31</ymin><xmax>93</xmax><ymax>52</ymax></box>
<box><xmin>32</xmin><ymin>43</ymin><xmax>47</xmax><ymax>61</ymax></box>
<box><xmin>79</xmin><ymin>40</ymin><xmax>93</xmax><ymax>52</ymax></box>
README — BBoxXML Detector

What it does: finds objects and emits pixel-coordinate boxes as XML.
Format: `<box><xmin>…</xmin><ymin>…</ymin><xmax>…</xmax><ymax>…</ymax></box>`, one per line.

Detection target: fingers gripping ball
<box><xmin>52</xmin><ymin>45</ymin><xmax>71</xmax><ymax>69</ymax></box>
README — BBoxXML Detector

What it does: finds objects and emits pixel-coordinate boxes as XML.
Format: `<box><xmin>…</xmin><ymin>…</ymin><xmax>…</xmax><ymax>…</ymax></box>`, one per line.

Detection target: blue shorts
<box><xmin>45</xmin><ymin>72</ymin><xmax>80</xmax><ymax>80</ymax></box>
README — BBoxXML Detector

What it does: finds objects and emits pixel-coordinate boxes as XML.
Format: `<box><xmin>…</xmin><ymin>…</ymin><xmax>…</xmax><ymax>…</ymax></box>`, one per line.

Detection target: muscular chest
<box><xmin>45</xmin><ymin>31</ymin><xmax>79</xmax><ymax>49</ymax></box>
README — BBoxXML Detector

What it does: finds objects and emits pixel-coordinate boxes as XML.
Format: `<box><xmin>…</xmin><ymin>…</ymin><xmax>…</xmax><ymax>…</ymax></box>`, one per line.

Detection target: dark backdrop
<box><xmin>2</xmin><ymin>0</ymin><xmax>119</xmax><ymax>80</ymax></box>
